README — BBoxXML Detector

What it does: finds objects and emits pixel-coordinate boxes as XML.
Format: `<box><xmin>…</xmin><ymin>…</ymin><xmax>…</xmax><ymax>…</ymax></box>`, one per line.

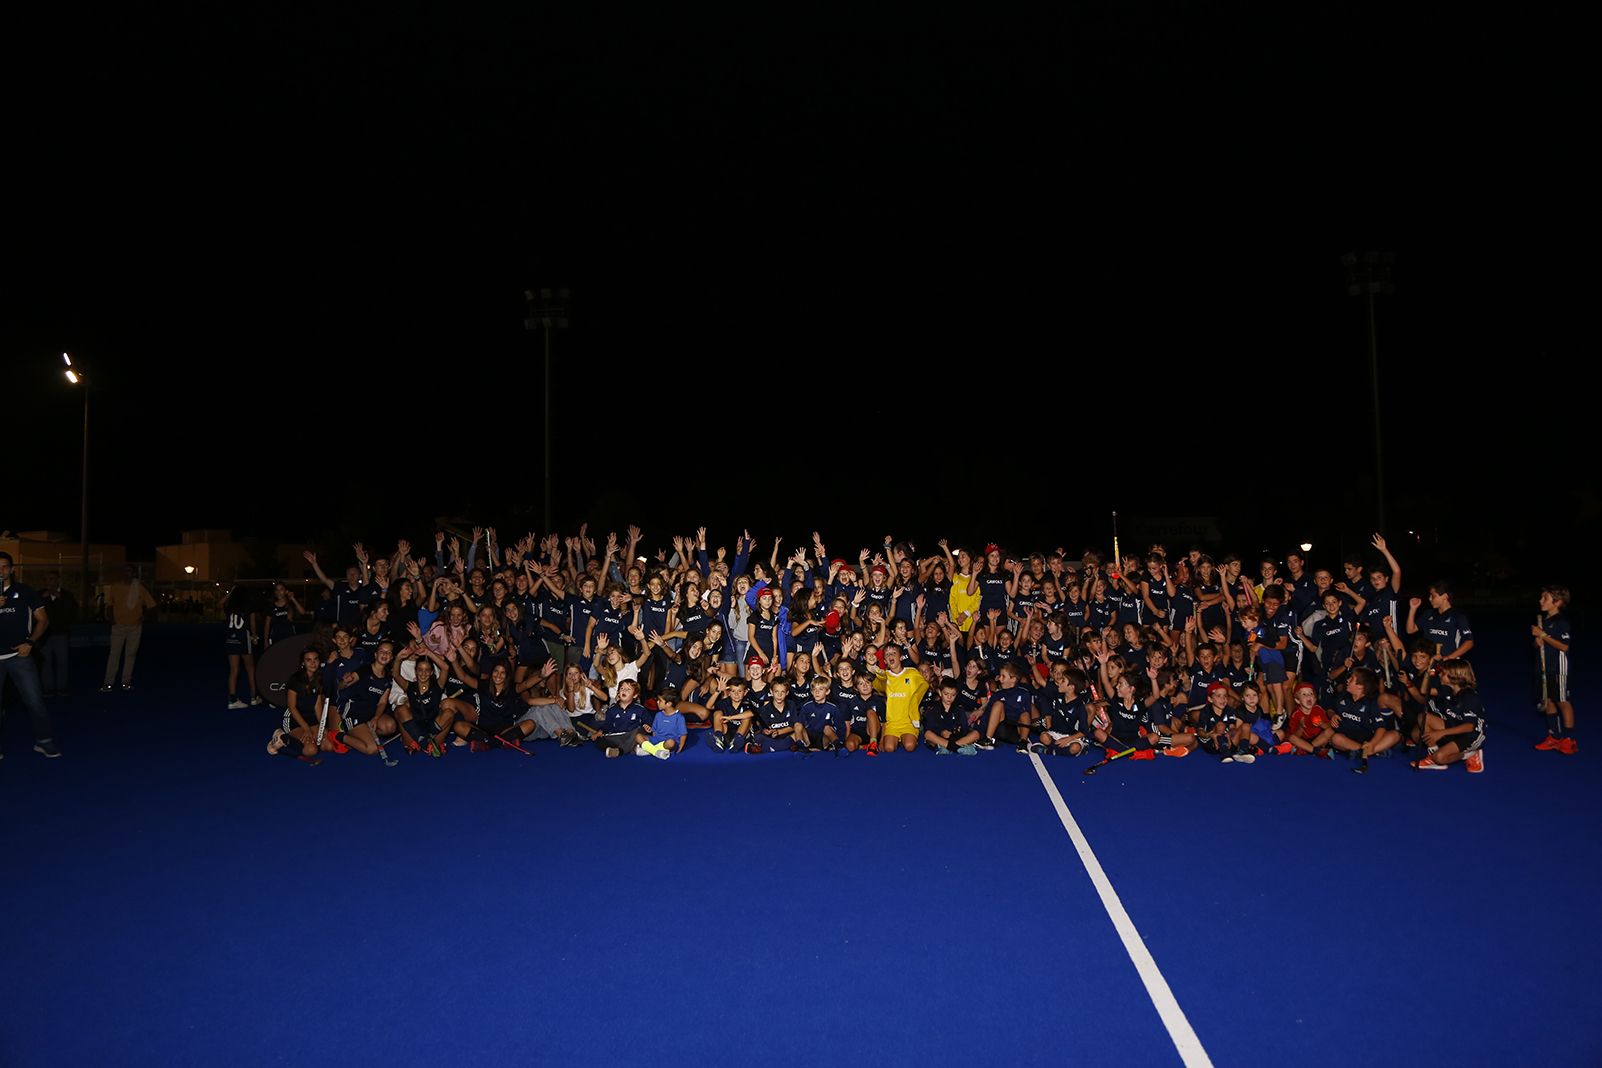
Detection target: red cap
<box><xmin>984</xmin><ymin>543</ymin><xmax>1001</xmax><ymax>555</ymax></box>
<box><xmin>1293</xmin><ymin>681</ymin><xmax>1317</xmax><ymax>695</ymax></box>
<box><xmin>1206</xmin><ymin>681</ymin><xmax>1230</xmax><ymax>697</ymax></box>
<box><xmin>871</xmin><ymin>564</ymin><xmax>888</xmax><ymax>576</ymax></box>
<box><xmin>757</xmin><ymin>585</ymin><xmax>775</xmax><ymax>599</ymax></box>
<box><xmin>824</xmin><ymin>610</ymin><xmax>841</xmax><ymax>635</ymax></box>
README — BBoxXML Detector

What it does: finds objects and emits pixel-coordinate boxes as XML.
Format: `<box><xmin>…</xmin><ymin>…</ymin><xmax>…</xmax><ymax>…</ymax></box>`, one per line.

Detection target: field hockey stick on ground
<box><xmin>372</xmin><ymin>727</ymin><xmax>400</xmax><ymax>767</ymax></box>
<box><xmin>469</xmin><ymin>720</ymin><xmax>534</xmax><ymax>757</ymax></box>
<box><xmin>315</xmin><ymin>697</ymin><xmax>330</xmax><ymax>746</ymax></box>
<box><xmin>1084</xmin><ymin>744</ymin><xmax>1138</xmax><ymax>776</ymax></box>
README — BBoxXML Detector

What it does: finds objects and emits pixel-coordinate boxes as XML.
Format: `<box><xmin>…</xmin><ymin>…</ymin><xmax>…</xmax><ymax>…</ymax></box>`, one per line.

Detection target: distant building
<box><xmin>0</xmin><ymin>530</ymin><xmax>127</xmax><ymax>583</ymax></box>
<box><xmin>154</xmin><ymin>530</ymin><xmax>254</xmax><ymax>583</ymax></box>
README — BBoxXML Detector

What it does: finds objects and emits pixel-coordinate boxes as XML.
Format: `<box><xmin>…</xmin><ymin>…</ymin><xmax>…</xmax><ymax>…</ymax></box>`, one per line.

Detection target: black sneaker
<box><xmin>1028</xmin><ymin>742</ymin><xmax>1046</xmax><ymax>755</ymax></box>
<box><xmin>976</xmin><ymin>737</ymin><xmax>996</xmax><ymax>751</ymax></box>
<box><xmin>33</xmin><ymin>739</ymin><xmax>62</xmax><ymax>759</ymax></box>
<box><xmin>1353</xmin><ymin>756</ymin><xmax>1369</xmax><ymax>775</ymax></box>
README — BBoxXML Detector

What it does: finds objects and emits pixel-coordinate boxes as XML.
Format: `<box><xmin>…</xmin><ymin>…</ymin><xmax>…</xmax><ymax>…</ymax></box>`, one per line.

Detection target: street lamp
<box><xmin>1343</xmin><ymin>252</ymin><xmax>1395</xmax><ymax>532</ymax></box>
<box><xmin>524</xmin><ymin>288</ymin><xmax>571</xmax><ymax>535</ymax></box>
<box><xmin>1300</xmin><ymin>542</ymin><xmax>1313</xmax><ymax>554</ymax></box>
<box><xmin>62</xmin><ymin>353</ymin><xmax>90</xmax><ymax>609</ymax></box>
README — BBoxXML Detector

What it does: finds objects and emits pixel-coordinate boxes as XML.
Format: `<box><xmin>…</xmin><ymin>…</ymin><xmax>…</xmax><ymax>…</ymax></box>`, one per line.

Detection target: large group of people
<box><xmin>218</xmin><ymin>527</ymin><xmax>1575</xmax><ymax>775</ymax></box>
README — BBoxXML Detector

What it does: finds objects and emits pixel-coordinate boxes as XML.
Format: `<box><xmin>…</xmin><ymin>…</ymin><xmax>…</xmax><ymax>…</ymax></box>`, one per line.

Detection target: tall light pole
<box><xmin>62</xmin><ymin>352</ymin><xmax>90</xmax><ymax>609</ymax></box>
<box><xmin>1344</xmin><ymin>252</ymin><xmax>1394</xmax><ymax>533</ymax></box>
<box><xmin>523</xmin><ymin>288</ymin><xmax>571</xmax><ymax>535</ymax></box>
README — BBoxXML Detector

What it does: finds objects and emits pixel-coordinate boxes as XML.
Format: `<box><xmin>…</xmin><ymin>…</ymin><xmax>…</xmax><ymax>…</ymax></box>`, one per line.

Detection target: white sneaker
<box><xmin>653</xmin><ymin>744</ymin><xmax>672</xmax><ymax>760</ymax></box>
<box><xmin>249</xmin><ymin>696</ymin><xmax>263</xmax><ymax>706</ymax></box>
<box><xmin>452</xmin><ymin>736</ymin><xmax>467</xmax><ymax>747</ymax></box>
<box><xmin>635</xmin><ymin>743</ymin><xmax>651</xmax><ymax>757</ymax></box>
<box><xmin>227</xmin><ymin>699</ymin><xmax>248</xmax><ymax>710</ymax></box>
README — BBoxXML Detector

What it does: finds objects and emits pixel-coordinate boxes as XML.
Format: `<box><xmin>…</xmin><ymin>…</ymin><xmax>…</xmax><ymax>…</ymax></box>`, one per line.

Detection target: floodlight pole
<box><xmin>62</xmin><ymin>353</ymin><xmax>91</xmax><ymax>608</ymax></box>
<box><xmin>1345</xmin><ymin>253</ymin><xmax>1394</xmax><ymax>533</ymax></box>
<box><xmin>524</xmin><ymin>288</ymin><xmax>571</xmax><ymax>536</ymax></box>
<box><xmin>543</xmin><ymin>320</ymin><xmax>552</xmax><ymax>534</ymax></box>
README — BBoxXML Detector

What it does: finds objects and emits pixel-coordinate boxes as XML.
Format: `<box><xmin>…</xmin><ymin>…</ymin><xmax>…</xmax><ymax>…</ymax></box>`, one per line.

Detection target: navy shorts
<box><xmin>1337</xmin><ymin>725</ymin><xmax>1375</xmax><ymax>745</ymax></box>
<box><xmin>1440</xmin><ymin>725</ymin><xmax>1485</xmax><ymax>755</ymax></box>
<box><xmin>1259</xmin><ymin>659</ymin><xmax>1287</xmax><ymax>684</ymax></box>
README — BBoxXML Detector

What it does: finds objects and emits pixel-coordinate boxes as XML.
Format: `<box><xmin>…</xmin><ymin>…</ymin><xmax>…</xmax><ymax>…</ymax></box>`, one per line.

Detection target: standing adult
<box><xmin>101</xmin><ymin>564</ymin><xmax>156</xmax><ymax>692</ymax></box>
<box><xmin>38</xmin><ymin>570</ymin><xmax>79</xmax><ymax>697</ymax></box>
<box><xmin>0</xmin><ymin>552</ymin><xmax>61</xmax><ymax>757</ymax></box>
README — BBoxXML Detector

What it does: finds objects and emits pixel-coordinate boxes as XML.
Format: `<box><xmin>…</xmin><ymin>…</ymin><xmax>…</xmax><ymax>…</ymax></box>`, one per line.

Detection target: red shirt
<box><xmin>1288</xmin><ymin>706</ymin><xmax>1329</xmax><ymax>740</ymax></box>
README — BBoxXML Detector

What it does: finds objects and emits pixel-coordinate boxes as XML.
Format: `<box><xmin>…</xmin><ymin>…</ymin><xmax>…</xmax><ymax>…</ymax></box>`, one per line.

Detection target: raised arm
<box><xmin>303</xmin><ymin>550</ymin><xmax>336</xmax><ymax>591</ymax></box>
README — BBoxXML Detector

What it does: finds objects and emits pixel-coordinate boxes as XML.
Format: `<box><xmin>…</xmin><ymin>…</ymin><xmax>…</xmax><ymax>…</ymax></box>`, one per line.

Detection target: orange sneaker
<box><xmin>1272</xmin><ymin>741</ymin><xmax>1295</xmax><ymax>755</ymax></box>
<box><xmin>1558</xmin><ymin>737</ymin><xmax>1579</xmax><ymax>755</ymax></box>
<box><xmin>1464</xmin><ymin>750</ymin><xmax>1484</xmax><ymax>773</ymax></box>
<box><xmin>1411</xmin><ymin>756</ymin><xmax>1447</xmax><ymax>771</ymax></box>
<box><xmin>1535</xmin><ymin>735</ymin><xmax>1562</xmax><ymax>751</ymax></box>
<box><xmin>1130</xmin><ymin>749</ymin><xmax>1157</xmax><ymax>761</ymax></box>
<box><xmin>1161</xmin><ymin>745</ymin><xmax>1190</xmax><ymax>758</ymax></box>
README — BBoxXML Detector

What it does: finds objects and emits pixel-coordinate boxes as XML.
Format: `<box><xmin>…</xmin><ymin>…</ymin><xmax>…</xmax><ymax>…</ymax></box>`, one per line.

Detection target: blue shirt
<box><xmin>799</xmin><ymin>699</ymin><xmax>842</xmax><ymax>732</ymax></box>
<box><xmin>333</xmin><ymin>582</ymin><xmax>370</xmax><ymax>628</ymax></box>
<box><xmin>977</xmin><ymin>572</ymin><xmax>1010</xmax><ymax>613</ymax></box>
<box><xmin>1419</xmin><ymin>608</ymin><xmax>1472</xmax><ymax>655</ymax></box>
<box><xmin>925</xmin><ymin>698</ymin><xmax>966</xmax><ymax>734</ymax></box>
<box><xmin>891</xmin><ymin>582</ymin><xmax>923</xmax><ymax>624</ymax></box>
<box><xmin>988</xmin><ymin>686</ymin><xmax>1034</xmax><ymax>724</ymax></box>
<box><xmin>0</xmin><ymin>581</ymin><xmax>44</xmax><ymax>653</ymax></box>
<box><xmin>641</xmin><ymin>596</ymin><xmax>672</xmax><ymax>637</ymax></box>
<box><xmin>602</xmin><ymin>700</ymin><xmax>649</xmax><ymax>736</ymax></box>
<box><xmin>474</xmin><ymin>686</ymin><xmax>522</xmax><ymax>728</ymax></box>
<box><xmin>1334</xmin><ymin>694</ymin><xmax>1382</xmax><ymax>731</ymax></box>
<box><xmin>758</xmin><ymin>699</ymin><xmax>799</xmax><ymax>731</ymax></box>
<box><xmin>651</xmin><ymin>710</ymin><xmax>687</xmax><ymax>742</ymax></box>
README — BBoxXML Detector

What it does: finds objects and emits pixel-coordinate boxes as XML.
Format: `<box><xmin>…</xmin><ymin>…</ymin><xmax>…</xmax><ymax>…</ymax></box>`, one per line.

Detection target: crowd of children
<box><xmin>238</xmin><ymin>527</ymin><xmax>1576</xmax><ymax>775</ymax></box>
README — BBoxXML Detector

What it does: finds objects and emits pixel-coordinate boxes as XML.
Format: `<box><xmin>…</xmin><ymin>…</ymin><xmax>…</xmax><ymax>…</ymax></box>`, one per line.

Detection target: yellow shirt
<box><xmin>874</xmin><ymin>667</ymin><xmax>928</xmax><ymax>732</ymax></box>
<box><xmin>949</xmin><ymin>573</ymin><xmax>980</xmax><ymax>632</ymax></box>
<box><xmin>104</xmin><ymin>582</ymin><xmax>156</xmax><ymax>626</ymax></box>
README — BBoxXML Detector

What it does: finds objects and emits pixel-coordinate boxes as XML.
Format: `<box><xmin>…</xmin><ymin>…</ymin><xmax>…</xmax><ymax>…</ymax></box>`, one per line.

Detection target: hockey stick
<box><xmin>467</xmin><ymin>720</ymin><xmax>535</xmax><ymax>757</ymax></box>
<box><xmin>315</xmin><ymin>696</ymin><xmax>330</xmax><ymax>745</ymax></box>
<box><xmin>1536</xmin><ymin>614</ymin><xmax>1549</xmax><ymax>709</ymax></box>
<box><xmin>369</xmin><ymin>725</ymin><xmax>401</xmax><ymax>767</ymax></box>
<box><xmin>1084</xmin><ymin>744</ymin><xmax>1138</xmax><ymax>776</ymax></box>
<box><xmin>1110</xmin><ymin>511</ymin><xmax>1121</xmax><ymax>580</ymax></box>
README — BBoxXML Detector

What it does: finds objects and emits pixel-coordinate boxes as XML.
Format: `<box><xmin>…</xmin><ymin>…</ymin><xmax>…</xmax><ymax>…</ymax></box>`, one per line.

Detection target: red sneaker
<box><xmin>1130</xmin><ymin>749</ymin><xmax>1156</xmax><ymax>761</ymax></box>
<box><xmin>469</xmin><ymin>740</ymin><xmax>491</xmax><ymax>753</ymax></box>
<box><xmin>1464</xmin><ymin>750</ymin><xmax>1484</xmax><ymax>773</ymax></box>
<box><xmin>1411</xmin><ymin>756</ymin><xmax>1447</xmax><ymax>771</ymax></box>
<box><xmin>1535</xmin><ymin>735</ymin><xmax>1562</xmax><ymax>751</ymax></box>
<box><xmin>1272</xmin><ymin>741</ymin><xmax>1295</xmax><ymax>755</ymax></box>
<box><xmin>1558</xmin><ymin>737</ymin><xmax>1579</xmax><ymax>755</ymax></box>
<box><xmin>1160</xmin><ymin>745</ymin><xmax>1190</xmax><ymax>758</ymax></box>
<box><xmin>865</xmin><ymin>742</ymin><xmax>878</xmax><ymax>756</ymax></box>
<box><xmin>326</xmin><ymin>734</ymin><xmax>350</xmax><ymax>755</ymax></box>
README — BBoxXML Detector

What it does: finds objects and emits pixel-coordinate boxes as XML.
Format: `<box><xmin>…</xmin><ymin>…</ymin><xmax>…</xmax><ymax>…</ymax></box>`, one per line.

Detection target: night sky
<box><xmin>4</xmin><ymin>9</ymin><xmax>1587</xmax><ymax>591</ymax></box>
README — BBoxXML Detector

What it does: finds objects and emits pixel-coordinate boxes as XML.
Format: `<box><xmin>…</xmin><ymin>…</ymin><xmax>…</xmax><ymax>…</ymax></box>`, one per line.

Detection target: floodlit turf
<box><xmin>2</xmin><ymin>617</ymin><xmax>1598</xmax><ymax>1067</ymax></box>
